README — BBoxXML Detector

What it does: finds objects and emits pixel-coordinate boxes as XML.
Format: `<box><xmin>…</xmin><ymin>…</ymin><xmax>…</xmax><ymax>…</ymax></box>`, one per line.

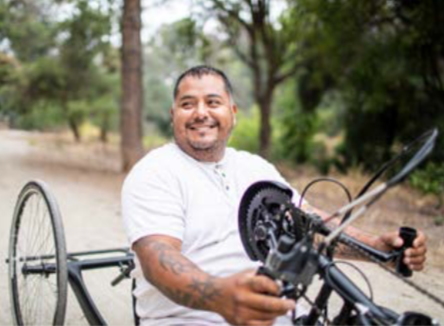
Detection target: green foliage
<box><xmin>0</xmin><ymin>53</ymin><xmax>24</xmax><ymax>116</ymax></box>
<box><xmin>59</xmin><ymin>0</ymin><xmax>112</xmax><ymax>81</ymax></box>
<box><xmin>143</xmin><ymin>133</ymin><xmax>169</xmax><ymax>150</ymax></box>
<box><xmin>228</xmin><ymin>107</ymin><xmax>285</xmax><ymax>160</ymax></box>
<box><xmin>276</xmin><ymin>79</ymin><xmax>323</xmax><ymax>166</ymax></box>
<box><xmin>66</xmin><ymin>99</ymin><xmax>88</xmax><ymax>126</ymax></box>
<box><xmin>280</xmin><ymin>109</ymin><xmax>318</xmax><ymax>163</ymax></box>
<box><xmin>264</xmin><ymin>0</ymin><xmax>442</xmax><ymax>173</ymax></box>
<box><xmin>15</xmin><ymin>101</ymin><xmax>64</xmax><ymax>130</ymax></box>
<box><xmin>0</xmin><ymin>0</ymin><xmax>57</xmax><ymax>62</ymax></box>
<box><xmin>25</xmin><ymin>57</ymin><xmax>67</xmax><ymax>103</ymax></box>
<box><xmin>90</xmin><ymin>95</ymin><xmax>118</xmax><ymax>129</ymax></box>
<box><xmin>410</xmin><ymin>162</ymin><xmax>444</xmax><ymax>208</ymax></box>
<box><xmin>0</xmin><ymin>0</ymin><xmax>118</xmax><ymax>141</ymax></box>
<box><xmin>229</xmin><ymin>108</ymin><xmax>260</xmax><ymax>154</ymax></box>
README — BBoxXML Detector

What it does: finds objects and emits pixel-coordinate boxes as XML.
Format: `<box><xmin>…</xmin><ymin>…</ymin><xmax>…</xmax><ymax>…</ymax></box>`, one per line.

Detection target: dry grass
<box><xmin>26</xmin><ymin>130</ymin><xmax>122</xmax><ymax>173</ymax></box>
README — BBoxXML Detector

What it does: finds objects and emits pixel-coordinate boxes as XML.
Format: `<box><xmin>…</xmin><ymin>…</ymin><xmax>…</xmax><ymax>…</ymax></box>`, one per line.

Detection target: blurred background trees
<box><xmin>0</xmin><ymin>0</ymin><xmax>118</xmax><ymax>141</ymax></box>
<box><xmin>0</xmin><ymin>0</ymin><xmax>443</xmax><ymax>203</ymax></box>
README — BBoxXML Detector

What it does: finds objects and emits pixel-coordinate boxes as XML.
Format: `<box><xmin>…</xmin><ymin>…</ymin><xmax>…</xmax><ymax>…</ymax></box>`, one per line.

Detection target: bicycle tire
<box><xmin>8</xmin><ymin>180</ymin><xmax>68</xmax><ymax>326</ymax></box>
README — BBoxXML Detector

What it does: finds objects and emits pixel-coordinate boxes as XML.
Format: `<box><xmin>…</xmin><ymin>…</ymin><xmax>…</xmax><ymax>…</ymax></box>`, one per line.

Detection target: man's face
<box><xmin>171</xmin><ymin>74</ymin><xmax>237</xmax><ymax>161</ymax></box>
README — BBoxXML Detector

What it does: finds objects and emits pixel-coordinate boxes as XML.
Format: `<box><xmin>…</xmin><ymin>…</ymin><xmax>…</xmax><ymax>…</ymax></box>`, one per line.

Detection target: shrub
<box><xmin>229</xmin><ymin>108</ymin><xmax>260</xmax><ymax>154</ymax></box>
<box><xmin>410</xmin><ymin>162</ymin><xmax>444</xmax><ymax>209</ymax></box>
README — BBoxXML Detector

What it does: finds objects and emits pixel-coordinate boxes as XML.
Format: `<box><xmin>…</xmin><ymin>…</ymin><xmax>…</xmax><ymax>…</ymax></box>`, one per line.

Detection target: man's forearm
<box><xmin>133</xmin><ymin>236</ymin><xmax>222</xmax><ymax>311</ymax></box>
<box><xmin>305</xmin><ymin>204</ymin><xmax>378</xmax><ymax>260</ymax></box>
<box><xmin>326</xmin><ymin>218</ymin><xmax>378</xmax><ymax>260</ymax></box>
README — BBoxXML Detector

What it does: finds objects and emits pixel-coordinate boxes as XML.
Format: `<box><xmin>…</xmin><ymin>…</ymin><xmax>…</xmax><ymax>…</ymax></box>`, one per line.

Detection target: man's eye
<box><xmin>208</xmin><ymin>100</ymin><xmax>221</xmax><ymax>107</ymax></box>
<box><xmin>181</xmin><ymin>102</ymin><xmax>193</xmax><ymax>109</ymax></box>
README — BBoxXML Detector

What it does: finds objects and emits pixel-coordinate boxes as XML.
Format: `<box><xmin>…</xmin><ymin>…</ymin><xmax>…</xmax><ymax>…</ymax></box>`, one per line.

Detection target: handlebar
<box><xmin>396</xmin><ymin>227</ymin><xmax>417</xmax><ymax>277</ymax></box>
<box><xmin>316</xmin><ymin>215</ymin><xmax>417</xmax><ymax>277</ymax></box>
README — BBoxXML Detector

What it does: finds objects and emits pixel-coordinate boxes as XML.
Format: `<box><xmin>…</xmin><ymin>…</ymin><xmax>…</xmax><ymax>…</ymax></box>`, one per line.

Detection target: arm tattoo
<box><xmin>140</xmin><ymin>239</ymin><xmax>222</xmax><ymax>310</ymax></box>
<box><xmin>142</xmin><ymin>239</ymin><xmax>198</xmax><ymax>276</ymax></box>
<box><xmin>157</xmin><ymin>275</ymin><xmax>222</xmax><ymax>310</ymax></box>
<box><xmin>187</xmin><ymin>276</ymin><xmax>222</xmax><ymax>309</ymax></box>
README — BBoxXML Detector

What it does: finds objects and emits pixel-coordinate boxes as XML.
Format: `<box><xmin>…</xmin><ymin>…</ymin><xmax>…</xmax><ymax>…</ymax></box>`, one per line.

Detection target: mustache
<box><xmin>186</xmin><ymin>120</ymin><xmax>218</xmax><ymax>129</ymax></box>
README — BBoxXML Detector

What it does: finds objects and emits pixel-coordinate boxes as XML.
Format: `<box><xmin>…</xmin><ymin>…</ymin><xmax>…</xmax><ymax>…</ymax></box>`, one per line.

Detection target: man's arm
<box><xmin>133</xmin><ymin>235</ymin><xmax>295</xmax><ymax>326</ymax></box>
<box><xmin>304</xmin><ymin>204</ymin><xmax>427</xmax><ymax>271</ymax></box>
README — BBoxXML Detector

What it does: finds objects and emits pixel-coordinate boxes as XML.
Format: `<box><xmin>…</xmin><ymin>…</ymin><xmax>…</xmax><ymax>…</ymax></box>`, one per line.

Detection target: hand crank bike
<box><xmin>238</xmin><ymin>128</ymin><xmax>443</xmax><ymax>325</ymax></box>
<box><xmin>6</xmin><ymin>128</ymin><xmax>443</xmax><ymax>325</ymax></box>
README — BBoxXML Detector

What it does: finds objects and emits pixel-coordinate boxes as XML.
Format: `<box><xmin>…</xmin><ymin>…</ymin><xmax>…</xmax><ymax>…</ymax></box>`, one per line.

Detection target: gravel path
<box><xmin>0</xmin><ymin>129</ymin><xmax>442</xmax><ymax>325</ymax></box>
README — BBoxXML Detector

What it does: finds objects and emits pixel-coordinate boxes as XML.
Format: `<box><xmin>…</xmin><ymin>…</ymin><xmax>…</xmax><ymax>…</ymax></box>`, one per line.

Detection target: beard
<box><xmin>188</xmin><ymin>137</ymin><xmax>224</xmax><ymax>152</ymax></box>
<box><xmin>173</xmin><ymin>116</ymin><xmax>235</xmax><ymax>161</ymax></box>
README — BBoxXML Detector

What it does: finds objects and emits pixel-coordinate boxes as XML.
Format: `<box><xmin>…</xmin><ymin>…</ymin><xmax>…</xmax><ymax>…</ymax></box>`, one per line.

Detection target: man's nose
<box><xmin>194</xmin><ymin>102</ymin><xmax>209</xmax><ymax>118</ymax></box>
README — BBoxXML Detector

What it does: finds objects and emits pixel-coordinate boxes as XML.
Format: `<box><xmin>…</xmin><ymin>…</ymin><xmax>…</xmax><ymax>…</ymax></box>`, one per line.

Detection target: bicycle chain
<box><xmin>337</xmin><ymin>235</ymin><xmax>444</xmax><ymax>309</ymax></box>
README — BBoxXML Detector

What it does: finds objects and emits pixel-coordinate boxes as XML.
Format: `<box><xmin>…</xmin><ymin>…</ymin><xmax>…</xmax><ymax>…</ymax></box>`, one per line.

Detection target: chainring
<box><xmin>238</xmin><ymin>181</ymin><xmax>306</xmax><ymax>262</ymax></box>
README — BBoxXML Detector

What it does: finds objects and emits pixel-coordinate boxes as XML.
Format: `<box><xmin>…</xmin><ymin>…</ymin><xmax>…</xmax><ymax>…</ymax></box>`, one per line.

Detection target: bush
<box><xmin>16</xmin><ymin>101</ymin><xmax>65</xmax><ymax>130</ymax></box>
<box><xmin>279</xmin><ymin>110</ymin><xmax>319</xmax><ymax>164</ymax></box>
<box><xmin>410</xmin><ymin>162</ymin><xmax>444</xmax><ymax>208</ymax></box>
<box><xmin>229</xmin><ymin>108</ymin><xmax>260</xmax><ymax>153</ymax></box>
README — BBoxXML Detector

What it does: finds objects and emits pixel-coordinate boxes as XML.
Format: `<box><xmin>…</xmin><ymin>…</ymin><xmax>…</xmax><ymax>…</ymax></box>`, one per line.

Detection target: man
<box><xmin>122</xmin><ymin>65</ymin><xmax>427</xmax><ymax>326</ymax></box>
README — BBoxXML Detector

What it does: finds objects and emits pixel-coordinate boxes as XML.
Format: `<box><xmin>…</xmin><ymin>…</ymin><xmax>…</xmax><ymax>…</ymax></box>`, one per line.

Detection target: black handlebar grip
<box><xmin>256</xmin><ymin>266</ymin><xmax>275</xmax><ymax>279</ymax></box>
<box><xmin>396</xmin><ymin>227</ymin><xmax>417</xmax><ymax>277</ymax></box>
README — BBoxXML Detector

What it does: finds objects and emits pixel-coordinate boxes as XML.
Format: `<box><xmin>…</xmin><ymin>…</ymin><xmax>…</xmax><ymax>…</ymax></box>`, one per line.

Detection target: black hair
<box><xmin>173</xmin><ymin>65</ymin><xmax>234</xmax><ymax>100</ymax></box>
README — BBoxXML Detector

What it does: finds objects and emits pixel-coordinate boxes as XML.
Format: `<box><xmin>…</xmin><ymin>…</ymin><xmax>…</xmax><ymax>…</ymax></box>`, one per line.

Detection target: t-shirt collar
<box><xmin>172</xmin><ymin>142</ymin><xmax>230</xmax><ymax>169</ymax></box>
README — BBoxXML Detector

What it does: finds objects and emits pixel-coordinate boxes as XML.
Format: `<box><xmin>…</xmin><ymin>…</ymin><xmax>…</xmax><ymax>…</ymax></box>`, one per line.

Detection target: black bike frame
<box><xmin>305</xmin><ymin>254</ymin><xmax>398</xmax><ymax>325</ymax></box>
<box><xmin>23</xmin><ymin>248</ymin><xmax>134</xmax><ymax>326</ymax></box>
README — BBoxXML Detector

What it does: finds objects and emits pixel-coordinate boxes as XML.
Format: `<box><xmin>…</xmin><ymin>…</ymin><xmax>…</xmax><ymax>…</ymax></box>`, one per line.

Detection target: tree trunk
<box><xmin>68</xmin><ymin>118</ymin><xmax>81</xmax><ymax>143</ymax></box>
<box><xmin>100</xmin><ymin>113</ymin><xmax>109</xmax><ymax>143</ymax></box>
<box><xmin>120</xmin><ymin>0</ymin><xmax>144</xmax><ymax>172</ymax></box>
<box><xmin>258</xmin><ymin>92</ymin><xmax>273</xmax><ymax>158</ymax></box>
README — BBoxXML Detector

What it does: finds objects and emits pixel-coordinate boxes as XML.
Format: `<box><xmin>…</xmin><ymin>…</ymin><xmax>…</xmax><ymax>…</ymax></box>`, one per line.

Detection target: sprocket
<box><xmin>238</xmin><ymin>181</ymin><xmax>306</xmax><ymax>262</ymax></box>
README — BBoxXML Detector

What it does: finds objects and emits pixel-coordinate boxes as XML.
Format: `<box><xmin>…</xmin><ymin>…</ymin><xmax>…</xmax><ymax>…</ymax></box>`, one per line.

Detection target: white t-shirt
<box><xmin>122</xmin><ymin>143</ymin><xmax>302</xmax><ymax>325</ymax></box>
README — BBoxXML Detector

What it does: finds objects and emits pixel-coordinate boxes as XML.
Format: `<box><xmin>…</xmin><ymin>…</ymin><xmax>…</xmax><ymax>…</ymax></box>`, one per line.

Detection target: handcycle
<box><xmin>5</xmin><ymin>128</ymin><xmax>443</xmax><ymax>325</ymax></box>
<box><xmin>238</xmin><ymin>128</ymin><xmax>443</xmax><ymax>325</ymax></box>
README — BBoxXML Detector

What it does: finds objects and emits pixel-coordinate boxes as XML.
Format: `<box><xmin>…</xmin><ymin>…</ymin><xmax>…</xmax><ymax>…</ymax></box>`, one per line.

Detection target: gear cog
<box><xmin>238</xmin><ymin>181</ymin><xmax>306</xmax><ymax>262</ymax></box>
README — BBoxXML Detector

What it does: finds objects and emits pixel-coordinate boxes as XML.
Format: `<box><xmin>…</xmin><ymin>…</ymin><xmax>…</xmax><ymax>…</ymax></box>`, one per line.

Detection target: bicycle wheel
<box><xmin>8</xmin><ymin>180</ymin><xmax>68</xmax><ymax>326</ymax></box>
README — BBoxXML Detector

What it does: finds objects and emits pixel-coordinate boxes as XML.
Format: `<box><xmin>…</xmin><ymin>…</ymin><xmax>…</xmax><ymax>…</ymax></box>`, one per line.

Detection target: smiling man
<box><xmin>122</xmin><ymin>65</ymin><xmax>427</xmax><ymax>326</ymax></box>
<box><xmin>171</xmin><ymin>71</ymin><xmax>237</xmax><ymax>162</ymax></box>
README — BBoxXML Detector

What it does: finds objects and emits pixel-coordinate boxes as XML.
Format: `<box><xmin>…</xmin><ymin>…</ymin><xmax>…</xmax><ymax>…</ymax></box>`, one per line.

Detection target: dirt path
<box><xmin>0</xmin><ymin>129</ymin><xmax>443</xmax><ymax>325</ymax></box>
<box><xmin>0</xmin><ymin>130</ymin><xmax>132</xmax><ymax>325</ymax></box>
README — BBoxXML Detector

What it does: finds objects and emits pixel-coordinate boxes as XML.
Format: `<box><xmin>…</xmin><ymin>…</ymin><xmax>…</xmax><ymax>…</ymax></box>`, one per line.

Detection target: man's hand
<box><xmin>373</xmin><ymin>230</ymin><xmax>427</xmax><ymax>271</ymax></box>
<box><xmin>215</xmin><ymin>270</ymin><xmax>295</xmax><ymax>326</ymax></box>
<box><xmin>134</xmin><ymin>236</ymin><xmax>294</xmax><ymax>325</ymax></box>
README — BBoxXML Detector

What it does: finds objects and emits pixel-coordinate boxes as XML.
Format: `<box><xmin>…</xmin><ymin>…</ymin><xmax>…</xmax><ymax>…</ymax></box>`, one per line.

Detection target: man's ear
<box><xmin>232</xmin><ymin>104</ymin><xmax>238</xmax><ymax>126</ymax></box>
<box><xmin>170</xmin><ymin>107</ymin><xmax>174</xmax><ymax>120</ymax></box>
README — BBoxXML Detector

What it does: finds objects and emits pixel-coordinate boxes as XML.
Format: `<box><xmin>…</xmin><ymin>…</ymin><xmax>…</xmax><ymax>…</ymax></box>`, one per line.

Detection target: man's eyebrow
<box><xmin>207</xmin><ymin>94</ymin><xmax>223</xmax><ymax>99</ymax></box>
<box><xmin>178</xmin><ymin>95</ymin><xmax>195</xmax><ymax>102</ymax></box>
